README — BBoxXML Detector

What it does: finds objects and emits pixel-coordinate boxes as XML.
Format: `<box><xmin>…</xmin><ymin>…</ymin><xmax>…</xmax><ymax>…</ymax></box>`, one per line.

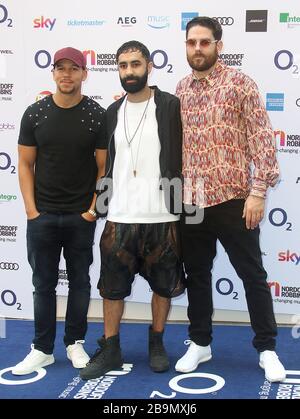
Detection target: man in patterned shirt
<box><xmin>175</xmin><ymin>16</ymin><xmax>285</xmax><ymax>382</ymax></box>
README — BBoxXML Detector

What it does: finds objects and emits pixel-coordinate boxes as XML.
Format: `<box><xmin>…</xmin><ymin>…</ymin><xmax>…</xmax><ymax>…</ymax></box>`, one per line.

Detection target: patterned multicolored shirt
<box><xmin>176</xmin><ymin>60</ymin><xmax>279</xmax><ymax>208</ymax></box>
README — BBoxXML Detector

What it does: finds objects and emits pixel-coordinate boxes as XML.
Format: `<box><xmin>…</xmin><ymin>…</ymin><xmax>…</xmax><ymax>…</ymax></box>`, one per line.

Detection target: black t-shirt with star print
<box><xmin>18</xmin><ymin>95</ymin><xmax>107</xmax><ymax>213</ymax></box>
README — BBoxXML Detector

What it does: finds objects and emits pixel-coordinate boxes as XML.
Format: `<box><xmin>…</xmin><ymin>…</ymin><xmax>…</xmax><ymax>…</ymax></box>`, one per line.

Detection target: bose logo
<box><xmin>212</xmin><ymin>16</ymin><xmax>234</xmax><ymax>25</ymax></box>
<box><xmin>0</xmin><ymin>262</ymin><xmax>19</xmax><ymax>270</ymax></box>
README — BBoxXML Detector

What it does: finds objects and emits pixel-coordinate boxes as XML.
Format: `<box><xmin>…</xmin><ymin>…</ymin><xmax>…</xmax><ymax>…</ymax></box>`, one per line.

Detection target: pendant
<box><xmin>133</xmin><ymin>170</ymin><xmax>137</xmax><ymax>177</ymax></box>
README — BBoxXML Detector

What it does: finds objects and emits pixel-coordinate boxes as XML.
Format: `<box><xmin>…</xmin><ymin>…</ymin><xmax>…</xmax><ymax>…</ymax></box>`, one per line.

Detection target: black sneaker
<box><xmin>80</xmin><ymin>335</ymin><xmax>123</xmax><ymax>380</ymax></box>
<box><xmin>149</xmin><ymin>326</ymin><xmax>170</xmax><ymax>372</ymax></box>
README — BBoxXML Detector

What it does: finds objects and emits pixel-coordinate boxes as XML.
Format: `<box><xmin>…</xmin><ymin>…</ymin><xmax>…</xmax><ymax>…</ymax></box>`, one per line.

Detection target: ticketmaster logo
<box><xmin>67</xmin><ymin>19</ymin><xmax>106</xmax><ymax>26</ymax></box>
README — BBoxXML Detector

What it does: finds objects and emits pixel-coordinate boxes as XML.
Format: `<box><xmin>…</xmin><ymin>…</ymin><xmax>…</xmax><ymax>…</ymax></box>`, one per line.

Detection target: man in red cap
<box><xmin>12</xmin><ymin>47</ymin><xmax>107</xmax><ymax>375</ymax></box>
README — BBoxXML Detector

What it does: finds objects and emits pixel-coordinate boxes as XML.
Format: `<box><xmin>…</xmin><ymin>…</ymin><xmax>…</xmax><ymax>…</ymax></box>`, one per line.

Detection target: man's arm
<box><xmin>18</xmin><ymin>144</ymin><xmax>39</xmax><ymax>220</ymax></box>
<box><xmin>81</xmin><ymin>149</ymin><xmax>107</xmax><ymax>221</ymax></box>
<box><xmin>242</xmin><ymin>79</ymin><xmax>279</xmax><ymax>229</ymax></box>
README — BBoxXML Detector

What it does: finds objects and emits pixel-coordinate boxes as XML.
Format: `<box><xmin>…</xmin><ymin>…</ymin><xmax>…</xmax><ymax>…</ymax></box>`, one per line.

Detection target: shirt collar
<box><xmin>189</xmin><ymin>59</ymin><xmax>226</xmax><ymax>87</ymax></box>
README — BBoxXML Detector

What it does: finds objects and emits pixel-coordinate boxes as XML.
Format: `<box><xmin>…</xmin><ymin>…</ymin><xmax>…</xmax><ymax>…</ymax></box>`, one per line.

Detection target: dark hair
<box><xmin>116</xmin><ymin>40</ymin><xmax>151</xmax><ymax>63</ymax></box>
<box><xmin>186</xmin><ymin>16</ymin><xmax>222</xmax><ymax>40</ymax></box>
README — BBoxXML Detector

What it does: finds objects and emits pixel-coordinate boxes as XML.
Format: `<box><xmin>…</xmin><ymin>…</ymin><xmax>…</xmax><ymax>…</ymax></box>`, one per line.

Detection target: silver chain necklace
<box><xmin>123</xmin><ymin>90</ymin><xmax>151</xmax><ymax>147</ymax></box>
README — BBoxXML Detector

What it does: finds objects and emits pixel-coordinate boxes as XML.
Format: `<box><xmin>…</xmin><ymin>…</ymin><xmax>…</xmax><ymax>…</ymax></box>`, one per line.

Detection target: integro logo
<box><xmin>33</xmin><ymin>16</ymin><xmax>56</xmax><ymax>31</ymax></box>
<box><xmin>274</xmin><ymin>130</ymin><xmax>300</xmax><ymax>155</ymax></box>
<box><xmin>0</xmin><ymin>193</ymin><xmax>17</xmax><ymax>203</ymax></box>
<box><xmin>279</xmin><ymin>12</ymin><xmax>300</xmax><ymax>28</ymax></box>
<box><xmin>278</xmin><ymin>251</ymin><xmax>300</xmax><ymax>265</ymax></box>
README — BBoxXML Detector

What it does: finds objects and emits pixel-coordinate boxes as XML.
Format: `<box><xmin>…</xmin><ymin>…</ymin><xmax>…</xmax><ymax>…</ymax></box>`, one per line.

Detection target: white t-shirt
<box><xmin>107</xmin><ymin>97</ymin><xmax>179</xmax><ymax>223</ymax></box>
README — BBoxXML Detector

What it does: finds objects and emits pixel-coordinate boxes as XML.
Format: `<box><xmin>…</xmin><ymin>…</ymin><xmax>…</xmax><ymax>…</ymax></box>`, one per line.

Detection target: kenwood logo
<box><xmin>0</xmin><ymin>262</ymin><xmax>19</xmax><ymax>270</ymax></box>
<box><xmin>212</xmin><ymin>16</ymin><xmax>234</xmax><ymax>26</ymax></box>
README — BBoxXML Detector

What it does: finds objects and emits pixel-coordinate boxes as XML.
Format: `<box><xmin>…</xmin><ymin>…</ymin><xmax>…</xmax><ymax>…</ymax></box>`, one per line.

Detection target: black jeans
<box><xmin>27</xmin><ymin>212</ymin><xmax>96</xmax><ymax>354</ymax></box>
<box><xmin>180</xmin><ymin>199</ymin><xmax>277</xmax><ymax>352</ymax></box>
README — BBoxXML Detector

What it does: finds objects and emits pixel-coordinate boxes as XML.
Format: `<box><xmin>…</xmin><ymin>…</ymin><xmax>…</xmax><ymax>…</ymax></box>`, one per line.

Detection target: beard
<box><xmin>120</xmin><ymin>70</ymin><xmax>148</xmax><ymax>94</ymax></box>
<box><xmin>187</xmin><ymin>50</ymin><xmax>218</xmax><ymax>72</ymax></box>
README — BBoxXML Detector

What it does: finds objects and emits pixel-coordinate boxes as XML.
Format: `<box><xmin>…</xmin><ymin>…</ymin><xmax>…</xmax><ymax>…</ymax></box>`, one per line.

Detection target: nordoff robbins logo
<box><xmin>212</xmin><ymin>16</ymin><xmax>234</xmax><ymax>26</ymax></box>
<box><xmin>0</xmin><ymin>262</ymin><xmax>19</xmax><ymax>270</ymax></box>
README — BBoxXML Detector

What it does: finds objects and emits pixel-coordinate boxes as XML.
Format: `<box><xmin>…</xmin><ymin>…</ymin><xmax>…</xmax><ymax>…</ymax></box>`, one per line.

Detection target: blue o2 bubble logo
<box><xmin>0</xmin><ymin>4</ymin><xmax>12</xmax><ymax>27</ymax></box>
<box><xmin>1</xmin><ymin>289</ymin><xmax>22</xmax><ymax>310</ymax></box>
<box><xmin>0</xmin><ymin>152</ymin><xmax>16</xmax><ymax>174</ymax></box>
<box><xmin>268</xmin><ymin>208</ymin><xmax>292</xmax><ymax>231</ymax></box>
<box><xmin>215</xmin><ymin>278</ymin><xmax>238</xmax><ymax>300</ymax></box>
<box><xmin>150</xmin><ymin>50</ymin><xmax>173</xmax><ymax>73</ymax></box>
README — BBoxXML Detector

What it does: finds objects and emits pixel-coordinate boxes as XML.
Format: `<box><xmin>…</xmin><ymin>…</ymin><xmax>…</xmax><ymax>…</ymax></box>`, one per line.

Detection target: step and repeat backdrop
<box><xmin>0</xmin><ymin>0</ymin><xmax>299</xmax><ymax>319</ymax></box>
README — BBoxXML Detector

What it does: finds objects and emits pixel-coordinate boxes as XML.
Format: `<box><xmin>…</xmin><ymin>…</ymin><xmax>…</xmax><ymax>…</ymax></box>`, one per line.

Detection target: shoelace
<box><xmin>87</xmin><ymin>346</ymin><xmax>105</xmax><ymax>364</ymax></box>
<box><xmin>74</xmin><ymin>340</ymin><xmax>85</xmax><ymax>345</ymax></box>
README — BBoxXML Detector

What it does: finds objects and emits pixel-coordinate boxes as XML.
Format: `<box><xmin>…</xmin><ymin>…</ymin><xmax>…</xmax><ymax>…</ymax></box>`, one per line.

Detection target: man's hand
<box><xmin>242</xmin><ymin>196</ymin><xmax>265</xmax><ymax>229</ymax></box>
<box><xmin>27</xmin><ymin>210</ymin><xmax>40</xmax><ymax>220</ymax></box>
<box><xmin>81</xmin><ymin>211</ymin><xmax>97</xmax><ymax>222</ymax></box>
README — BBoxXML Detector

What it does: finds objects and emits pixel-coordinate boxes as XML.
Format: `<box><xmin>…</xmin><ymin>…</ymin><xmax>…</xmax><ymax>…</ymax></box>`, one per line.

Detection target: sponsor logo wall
<box><xmin>0</xmin><ymin>0</ymin><xmax>299</xmax><ymax>318</ymax></box>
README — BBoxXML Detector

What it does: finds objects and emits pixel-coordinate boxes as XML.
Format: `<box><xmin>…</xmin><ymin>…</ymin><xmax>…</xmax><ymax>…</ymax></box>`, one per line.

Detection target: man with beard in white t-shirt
<box><xmin>80</xmin><ymin>40</ymin><xmax>185</xmax><ymax>380</ymax></box>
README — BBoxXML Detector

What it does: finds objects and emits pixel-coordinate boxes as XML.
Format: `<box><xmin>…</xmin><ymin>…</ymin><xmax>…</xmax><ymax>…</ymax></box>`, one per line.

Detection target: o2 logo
<box><xmin>0</xmin><ymin>4</ymin><xmax>12</xmax><ymax>27</ymax></box>
<box><xmin>34</xmin><ymin>50</ymin><xmax>52</xmax><ymax>69</ymax></box>
<box><xmin>150</xmin><ymin>50</ymin><xmax>173</xmax><ymax>73</ymax></box>
<box><xmin>35</xmin><ymin>49</ymin><xmax>174</xmax><ymax>73</ymax></box>
<box><xmin>274</xmin><ymin>50</ymin><xmax>299</xmax><ymax>76</ymax></box>
<box><xmin>1</xmin><ymin>289</ymin><xmax>22</xmax><ymax>310</ymax></box>
<box><xmin>151</xmin><ymin>372</ymin><xmax>225</xmax><ymax>398</ymax></box>
<box><xmin>0</xmin><ymin>152</ymin><xmax>16</xmax><ymax>174</ymax></box>
<box><xmin>215</xmin><ymin>278</ymin><xmax>238</xmax><ymax>300</ymax></box>
<box><xmin>268</xmin><ymin>208</ymin><xmax>292</xmax><ymax>231</ymax></box>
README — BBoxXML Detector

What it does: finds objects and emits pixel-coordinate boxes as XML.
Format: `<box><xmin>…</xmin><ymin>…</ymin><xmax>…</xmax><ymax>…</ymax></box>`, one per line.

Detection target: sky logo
<box><xmin>278</xmin><ymin>251</ymin><xmax>300</xmax><ymax>265</ymax></box>
<box><xmin>33</xmin><ymin>16</ymin><xmax>56</xmax><ymax>31</ymax></box>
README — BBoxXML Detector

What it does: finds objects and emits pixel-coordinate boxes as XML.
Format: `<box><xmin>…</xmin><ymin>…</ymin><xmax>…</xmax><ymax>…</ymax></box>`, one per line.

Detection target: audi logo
<box><xmin>0</xmin><ymin>262</ymin><xmax>19</xmax><ymax>270</ymax></box>
<box><xmin>212</xmin><ymin>16</ymin><xmax>234</xmax><ymax>26</ymax></box>
<box><xmin>296</xmin><ymin>98</ymin><xmax>300</xmax><ymax>107</ymax></box>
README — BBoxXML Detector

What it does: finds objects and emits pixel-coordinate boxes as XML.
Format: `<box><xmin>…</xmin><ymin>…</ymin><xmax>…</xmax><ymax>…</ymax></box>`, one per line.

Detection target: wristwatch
<box><xmin>88</xmin><ymin>209</ymin><xmax>98</xmax><ymax>218</ymax></box>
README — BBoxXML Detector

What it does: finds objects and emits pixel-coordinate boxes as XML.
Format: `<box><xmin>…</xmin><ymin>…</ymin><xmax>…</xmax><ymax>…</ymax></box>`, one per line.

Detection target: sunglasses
<box><xmin>185</xmin><ymin>39</ymin><xmax>218</xmax><ymax>48</ymax></box>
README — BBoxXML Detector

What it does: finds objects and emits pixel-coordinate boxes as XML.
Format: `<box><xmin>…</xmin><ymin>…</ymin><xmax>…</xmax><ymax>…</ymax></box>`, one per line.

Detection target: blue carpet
<box><xmin>0</xmin><ymin>320</ymin><xmax>298</xmax><ymax>399</ymax></box>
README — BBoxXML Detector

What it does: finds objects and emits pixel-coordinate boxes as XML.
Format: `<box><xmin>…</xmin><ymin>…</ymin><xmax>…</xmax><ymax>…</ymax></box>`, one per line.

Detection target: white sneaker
<box><xmin>12</xmin><ymin>344</ymin><xmax>55</xmax><ymax>375</ymax></box>
<box><xmin>66</xmin><ymin>340</ymin><xmax>90</xmax><ymax>369</ymax></box>
<box><xmin>175</xmin><ymin>340</ymin><xmax>212</xmax><ymax>373</ymax></box>
<box><xmin>259</xmin><ymin>350</ymin><xmax>286</xmax><ymax>382</ymax></box>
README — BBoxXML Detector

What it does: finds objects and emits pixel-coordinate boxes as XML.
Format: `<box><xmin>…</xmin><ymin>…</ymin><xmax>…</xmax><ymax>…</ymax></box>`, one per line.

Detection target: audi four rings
<box><xmin>0</xmin><ymin>262</ymin><xmax>19</xmax><ymax>270</ymax></box>
<box><xmin>212</xmin><ymin>17</ymin><xmax>234</xmax><ymax>25</ymax></box>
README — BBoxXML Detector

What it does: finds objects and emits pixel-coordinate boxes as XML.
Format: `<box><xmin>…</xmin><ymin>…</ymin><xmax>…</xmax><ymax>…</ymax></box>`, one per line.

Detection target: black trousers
<box><xmin>27</xmin><ymin>212</ymin><xmax>96</xmax><ymax>353</ymax></box>
<box><xmin>180</xmin><ymin>199</ymin><xmax>277</xmax><ymax>352</ymax></box>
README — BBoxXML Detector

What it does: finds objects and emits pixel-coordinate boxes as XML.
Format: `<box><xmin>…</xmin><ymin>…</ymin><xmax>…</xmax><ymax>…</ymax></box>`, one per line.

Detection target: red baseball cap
<box><xmin>53</xmin><ymin>47</ymin><xmax>86</xmax><ymax>68</ymax></box>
